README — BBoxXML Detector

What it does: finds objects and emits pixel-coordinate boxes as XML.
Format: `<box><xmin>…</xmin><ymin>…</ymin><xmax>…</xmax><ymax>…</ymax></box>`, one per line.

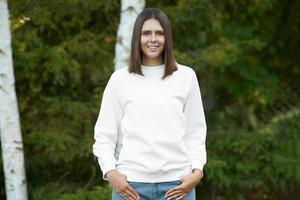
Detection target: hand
<box><xmin>164</xmin><ymin>169</ymin><xmax>203</xmax><ymax>200</ymax></box>
<box><xmin>106</xmin><ymin>169</ymin><xmax>140</xmax><ymax>200</ymax></box>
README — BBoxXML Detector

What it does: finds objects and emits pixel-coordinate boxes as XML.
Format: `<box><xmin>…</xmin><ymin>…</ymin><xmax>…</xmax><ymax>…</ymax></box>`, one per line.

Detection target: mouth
<box><xmin>147</xmin><ymin>45</ymin><xmax>159</xmax><ymax>51</ymax></box>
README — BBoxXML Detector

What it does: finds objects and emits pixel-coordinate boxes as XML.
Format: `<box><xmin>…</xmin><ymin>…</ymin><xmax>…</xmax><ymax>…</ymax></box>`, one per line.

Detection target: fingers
<box><xmin>165</xmin><ymin>191</ymin><xmax>184</xmax><ymax>200</ymax></box>
<box><xmin>165</xmin><ymin>184</ymin><xmax>191</xmax><ymax>200</ymax></box>
<box><xmin>165</xmin><ymin>186</ymin><xmax>182</xmax><ymax>200</ymax></box>
<box><xmin>110</xmin><ymin>172</ymin><xmax>140</xmax><ymax>200</ymax></box>
<box><xmin>165</xmin><ymin>185</ymin><xmax>181</xmax><ymax>196</ymax></box>
<box><xmin>117</xmin><ymin>185</ymin><xmax>140</xmax><ymax>200</ymax></box>
<box><xmin>175</xmin><ymin>194</ymin><xmax>186</xmax><ymax>200</ymax></box>
<box><xmin>127</xmin><ymin>185</ymin><xmax>140</xmax><ymax>199</ymax></box>
<box><xmin>121</xmin><ymin>190</ymin><xmax>139</xmax><ymax>200</ymax></box>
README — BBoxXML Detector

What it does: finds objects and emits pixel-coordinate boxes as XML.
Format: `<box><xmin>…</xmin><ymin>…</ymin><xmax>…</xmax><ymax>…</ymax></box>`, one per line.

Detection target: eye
<box><xmin>142</xmin><ymin>31</ymin><xmax>150</xmax><ymax>35</ymax></box>
<box><xmin>157</xmin><ymin>31</ymin><xmax>164</xmax><ymax>35</ymax></box>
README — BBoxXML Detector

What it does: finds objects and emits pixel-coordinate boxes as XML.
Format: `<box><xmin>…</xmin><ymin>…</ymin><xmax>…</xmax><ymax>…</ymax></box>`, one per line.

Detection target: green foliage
<box><xmin>56</xmin><ymin>186</ymin><xmax>112</xmax><ymax>200</ymax></box>
<box><xmin>1</xmin><ymin>1</ymin><xmax>119</xmax><ymax>198</ymax></box>
<box><xmin>205</xmin><ymin>127</ymin><xmax>299</xmax><ymax>196</ymax></box>
<box><xmin>31</xmin><ymin>185</ymin><xmax>112</xmax><ymax>200</ymax></box>
<box><xmin>0</xmin><ymin>0</ymin><xmax>299</xmax><ymax>199</ymax></box>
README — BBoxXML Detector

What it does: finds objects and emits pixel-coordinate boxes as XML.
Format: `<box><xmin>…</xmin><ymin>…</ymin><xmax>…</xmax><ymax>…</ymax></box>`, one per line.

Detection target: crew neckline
<box><xmin>141</xmin><ymin>64</ymin><xmax>165</xmax><ymax>79</ymax></box>
<box><xmin>141</xmin><ymin>64</ymin><xmax>165</xmax><ymax>70</ymax></box>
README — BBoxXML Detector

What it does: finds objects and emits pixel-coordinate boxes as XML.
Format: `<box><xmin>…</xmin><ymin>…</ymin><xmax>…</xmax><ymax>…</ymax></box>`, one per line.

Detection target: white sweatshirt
<box><xmin>93</xmin><ymin>63</ymin><xmax>207</xmax><ymax>183</ymax></box>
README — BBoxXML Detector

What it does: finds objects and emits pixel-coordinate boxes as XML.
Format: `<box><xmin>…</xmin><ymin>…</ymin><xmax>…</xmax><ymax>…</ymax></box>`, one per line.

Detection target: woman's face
<box><xmin>140</xmin><ymin>19</ymin><xmax>165</xmax><ymax>65</ymax></box>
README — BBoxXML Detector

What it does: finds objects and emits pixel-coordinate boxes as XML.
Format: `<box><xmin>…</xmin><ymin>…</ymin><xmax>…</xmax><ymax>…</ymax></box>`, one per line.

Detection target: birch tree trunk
<box><xmin>0</xmin><ymin>0</ymin><xmax>28</xmax><ymax>199</ymax></box>
<box><xmin>115</xmin><ymin>0</ymin><xmax>145</xmax><ymax>70</ymax></box>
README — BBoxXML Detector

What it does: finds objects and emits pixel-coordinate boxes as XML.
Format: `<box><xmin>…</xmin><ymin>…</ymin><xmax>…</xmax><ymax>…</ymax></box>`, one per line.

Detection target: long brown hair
<box><xmin>128</xmin><ymin>7</ymin><xmax>178</xmax><ymax>79</ymax></box>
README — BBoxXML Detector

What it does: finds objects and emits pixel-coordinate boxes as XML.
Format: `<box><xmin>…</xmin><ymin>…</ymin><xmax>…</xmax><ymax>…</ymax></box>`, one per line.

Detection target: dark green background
<box><xmin>1</xmin><ymin>0</ymin><xmax>299</xmax><ymax>199</ymax></box>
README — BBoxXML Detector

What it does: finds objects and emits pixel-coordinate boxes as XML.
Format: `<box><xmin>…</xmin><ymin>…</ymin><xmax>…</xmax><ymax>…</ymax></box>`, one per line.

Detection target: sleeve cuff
<box><xmin>192</xmin><ymin>168</ymin><xmax>204</xmax><ymax>178</ymax></box>
<box><xmin>192</xmin><ymin>160</ymin><xmax>205</xmax><ymax>178</ymax></box>
<box><xmin>99</xmin><ymin>160</ymin><xmax>116</xmax><ymax>181</ymax></box>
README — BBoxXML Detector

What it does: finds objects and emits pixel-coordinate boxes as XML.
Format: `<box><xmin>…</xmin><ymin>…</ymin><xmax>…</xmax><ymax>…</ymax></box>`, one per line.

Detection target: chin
<box><xmin>147</xmin><ymin>55</ymin><xmax>161</xmax><ymax>59</ymax></box>
<box><xmin>147</xmin><ymin>52</ymin><xmax>163</xmax><ymax>57</ymax></box>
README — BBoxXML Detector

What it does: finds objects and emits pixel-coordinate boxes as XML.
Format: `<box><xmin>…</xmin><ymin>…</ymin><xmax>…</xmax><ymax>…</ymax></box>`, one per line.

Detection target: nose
<box><xmin>150</xmin><ymin>33</ymin><xmax>157</xmax><ymax>43</ymax></box>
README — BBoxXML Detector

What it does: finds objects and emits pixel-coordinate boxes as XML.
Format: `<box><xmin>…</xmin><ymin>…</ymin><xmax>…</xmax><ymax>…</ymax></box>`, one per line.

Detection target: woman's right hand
<box><xmin>106</xmin><ymin>170</ymin><xmax>140</xmax><ymax>200</ymax></box>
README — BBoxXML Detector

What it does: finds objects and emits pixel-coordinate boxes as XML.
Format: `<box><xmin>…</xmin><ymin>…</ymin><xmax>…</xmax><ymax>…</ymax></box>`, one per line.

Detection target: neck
<box><xmin>141</xmin><ymin>55</ymin><xmax>163</xmax><ymax>66</ymax></box>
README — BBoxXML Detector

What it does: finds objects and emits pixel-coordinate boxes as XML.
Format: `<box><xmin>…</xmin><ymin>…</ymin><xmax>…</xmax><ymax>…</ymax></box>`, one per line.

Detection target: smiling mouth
<box><xmin>148</xmin><ymin>46</ymin><xmax>159</xmax><ymax>50</ymax></box>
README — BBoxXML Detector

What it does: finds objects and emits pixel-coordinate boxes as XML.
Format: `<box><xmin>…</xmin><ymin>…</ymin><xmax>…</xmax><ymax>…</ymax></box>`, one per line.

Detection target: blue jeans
<box><xmin>112</xmin><ymin>180</ymin><xmax>196</xmax><ymax>200</ymax></box>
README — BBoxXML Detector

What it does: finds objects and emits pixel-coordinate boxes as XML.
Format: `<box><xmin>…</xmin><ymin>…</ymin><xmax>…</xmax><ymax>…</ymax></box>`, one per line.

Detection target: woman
<box><xmin>93</xmin><ymin>7</ymin><xmax>207</xmax><ymax>200</ymax></box>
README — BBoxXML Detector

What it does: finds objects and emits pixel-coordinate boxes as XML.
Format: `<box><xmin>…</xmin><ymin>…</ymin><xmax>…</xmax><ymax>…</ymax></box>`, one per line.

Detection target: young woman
<box><xmin>93</xmin><ymin>8</ymin><xmax>207</xmax><ymax>200</ymax></box>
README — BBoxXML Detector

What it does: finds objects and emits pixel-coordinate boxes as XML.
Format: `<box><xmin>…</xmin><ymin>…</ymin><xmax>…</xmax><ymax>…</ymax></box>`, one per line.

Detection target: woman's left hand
<box><xmin>164</xmin><ymin>169</ymin><xmax>203</xmax><ymax>200</ymax></box>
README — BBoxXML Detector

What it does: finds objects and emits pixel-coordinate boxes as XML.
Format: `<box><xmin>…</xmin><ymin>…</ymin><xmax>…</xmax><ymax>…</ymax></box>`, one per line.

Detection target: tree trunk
<box><xmin>115</xmin><ymin>0</ymin><xmax>145</xmax><ymax>70</ymax></box>
<box><xmin>0</xmin><ymin>0</ymin><xmax>28</xmax><ymax>199</ymax></box>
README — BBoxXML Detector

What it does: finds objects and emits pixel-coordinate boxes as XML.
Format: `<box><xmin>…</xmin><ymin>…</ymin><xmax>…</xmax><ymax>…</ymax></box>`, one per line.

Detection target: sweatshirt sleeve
<box><xmin>183</xmin><ymin>70</ymin><xmax>207</xmax><ymax>173</ymax></box>
<box><xmin>92</xmin><ymin>72</ymin><xmax>123</xmax><ymax>181</ymax></box>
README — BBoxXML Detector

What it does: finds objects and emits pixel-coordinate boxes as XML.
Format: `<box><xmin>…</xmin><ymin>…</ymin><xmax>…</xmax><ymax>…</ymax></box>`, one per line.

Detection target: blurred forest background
<box><xmin>1</xmin><ymin>0</ymin><xmax>299</xmax><ymax>199</ymax></box>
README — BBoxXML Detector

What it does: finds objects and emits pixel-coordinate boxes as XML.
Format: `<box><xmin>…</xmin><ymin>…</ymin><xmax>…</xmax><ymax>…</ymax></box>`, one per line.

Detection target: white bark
<box><xmin>115</xmin><ymin>0</ymin><xmax>145</xmax><ymax>70</ymax></box>
<box><xmin>0</xmin><ymin>0</ymin><xmax>28</xmax><ymax>199</ymax></box>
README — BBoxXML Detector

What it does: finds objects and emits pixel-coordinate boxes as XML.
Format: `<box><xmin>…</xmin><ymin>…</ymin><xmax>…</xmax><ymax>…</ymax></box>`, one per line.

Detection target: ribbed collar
<box><xmin>141</xmin><ymin>64</ymin><xmax>165</xmax><ymax>79</ymax></box>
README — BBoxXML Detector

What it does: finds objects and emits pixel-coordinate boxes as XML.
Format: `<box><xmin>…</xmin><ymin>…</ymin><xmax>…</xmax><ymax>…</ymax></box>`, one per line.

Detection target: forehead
<box><xmin>141</xmin><ymin>19</ymin><xmax>163</xmax><ymax>31</ymax></box>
